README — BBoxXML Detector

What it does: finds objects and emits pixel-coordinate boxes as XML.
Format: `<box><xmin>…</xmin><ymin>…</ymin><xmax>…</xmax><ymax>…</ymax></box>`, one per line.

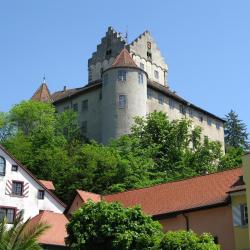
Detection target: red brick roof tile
<box><xmin>39</xmin><ymin>180</ymin><xmax>55</xmax><ymax>191</ymax></box>
<box><xmin>28</xmin><ymin>211</ymin><xmax>68</xmax><ymax>246</ymax></box>
<box><xmin>76</xmin><ymin>189</ymin><xmax>101</xmax><ymax>203</ymax></box>
<box><xmin>112</xmin><ymin>48</ymin><xmax>138</xmax><ymax>68</ymax></box>
<box><xmin>103</xmin><ymin>168</ymin><xmax>242</xmax><ymax>216</ymax></box>
<box><xmin>31</xmin><ymin>83</ymin><xmax>51</xmax><ymax>102</ymax></box>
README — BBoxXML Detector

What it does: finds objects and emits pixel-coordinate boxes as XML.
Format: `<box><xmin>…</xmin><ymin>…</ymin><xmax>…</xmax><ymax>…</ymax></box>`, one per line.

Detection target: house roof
<box><xmin>39</xmin><ymin>180</ymin><xmax>55</xmax><ymax>191</ymax></box>
<box><xmin>28</xmin><ymin>211</ymin><xmax>68</xmax><ymax>246</ymax></box>
<box><xmin>112</xmin><ymin>48</ymin><xmax>139</xmax><ymax>69</ymax></box>
<box><xmin>76</xmin><ymin>189</ymin><xmax>101</xmax><ymax>203</ymax></box>
<box><xmin>0</xmin><ymin>144</ymin><xmax>66</xmax><ymax>209</ymax></box>
<box><xmin>103</xmin><ymin>168</ymin><xmax>242</xmax><ymax>217</ymax></box>
<box><xmin>31</xmin><ymin>83</ymin><xmax>52</xmax><ymax>102</ymax></box>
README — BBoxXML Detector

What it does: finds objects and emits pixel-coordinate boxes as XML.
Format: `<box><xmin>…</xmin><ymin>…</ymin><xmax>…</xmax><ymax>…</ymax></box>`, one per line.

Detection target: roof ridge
<box><xmin>103</xmin><ymin>167</ymin><xmax>242</xmax><ymax>197</ymax></box>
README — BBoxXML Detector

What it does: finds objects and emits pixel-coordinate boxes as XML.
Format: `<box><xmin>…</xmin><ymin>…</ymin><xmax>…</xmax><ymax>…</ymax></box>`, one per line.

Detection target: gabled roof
<box><xmin>0</xmin><ymin>144</ymin><xmax>66</xmax><ymax>209</ymax></box>
<box><xmin>31</xmin><ymin>83</ymin><xmax>51</xmax><ymax>102</ymax></box>
<box><xmin>112</xmin><ymin>48</ymin><xmax>139</xmax><ymax>68</ymax></box>
<box><xmin>76</xmin><ymin>189</ymin><xmax>101</xmax><ymax>203</ymax></box>
<box><xmin>102</xmin><ymin>168</ymin><xmax>242</xmax><ymax>217</ymax></box>
<box><xmin>39</xmin><ymin>180</ymin><xmax>55</xmax><ymax>191</ymax></box>
<box><xmin>28</xmin><ymin>211</ymin><xmax>68</xmax><ymax>246</ymax></box>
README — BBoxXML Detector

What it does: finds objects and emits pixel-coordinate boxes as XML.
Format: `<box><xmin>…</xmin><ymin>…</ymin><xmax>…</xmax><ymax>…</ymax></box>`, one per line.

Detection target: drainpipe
<box><xmin>182</xmin><ymin>213</ymin><xmax>189</xmax><ymax>231</ymax></box>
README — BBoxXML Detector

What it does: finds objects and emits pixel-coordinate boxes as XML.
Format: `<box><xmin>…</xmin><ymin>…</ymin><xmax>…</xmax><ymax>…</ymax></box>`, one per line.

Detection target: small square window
<box><xmin>11</xmin><ymin>165</ymin><xmax>18</xmax><ymax>172</ymax></box>
<box><xmin>82</xmin><ymin>100</ymin><xmax>88</xmax><ymax>111</ymax></box>
<box><xmin>154</xmin><ymin>70</ymin><xmax>159</xmax><ymax>79</ymax></box>
<box><xmin>38</xmin><ymin>190</ymin><xmax>45</xmax><ymax>200</ymax></box>
<box><xmin>73</xmin><ymin>103</ymin><xmax>78</xmax><ymax>112</ymax></box>
<box><xmin>158</xmin><ymin>94</ymin><xmax>164</xmax><ymax>104</ymax></box>
<box><xmin>138</xmin><ymin>72</ymin><xmax>144</xmax><ymax>84</ymax></box>
<box><xmin>119</xmin><ymin>95</ymin><xmax>127</xmax><ymax>109</ymax></box>
<box><xmin>118</xmin><ymin>70</ymin><xmax>127</xmax><ymax>81</ymax></box>
<box><xmin>106</xmin><ymin>49</ymin><xmax>112</xmax><ymax>56</ymax></box>
<box><xmin>140</xmin><ymin>63</ymin><xmax>144</xmax><ymax>70</ymax></box>
<box><xmin>12</xmin><ymin>181</ymin><xmax>23</xmax><ymax>196</ymax></box>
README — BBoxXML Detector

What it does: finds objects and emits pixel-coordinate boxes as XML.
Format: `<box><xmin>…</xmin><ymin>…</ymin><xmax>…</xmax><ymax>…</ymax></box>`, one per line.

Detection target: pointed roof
<box><xmin>31</xmin><ymin>83</ymin><xmax>51</xmax><ymax>102</ymax></box>
<box><xmin>112</xmin><ymin>48</ymin><xmax>139</xmax><ymax>69</ymax></box>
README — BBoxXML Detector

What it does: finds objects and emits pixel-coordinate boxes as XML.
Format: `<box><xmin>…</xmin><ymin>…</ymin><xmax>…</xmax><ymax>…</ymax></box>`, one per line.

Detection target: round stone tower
<box><xmin>101</xmin><ymin>48</ymin><xmax>147</xmax><ymax>144</ymax></box>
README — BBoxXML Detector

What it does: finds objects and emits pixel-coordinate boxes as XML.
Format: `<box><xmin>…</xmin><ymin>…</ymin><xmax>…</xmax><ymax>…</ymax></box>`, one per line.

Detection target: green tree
<box><xmin>66</xmin><ymin>201</ymin><xmax>162</xmax><ymax>250</ymax></box>
<box><xmin>160</xmin><ymin>230</ymin><xmax>219</xmax><ymax>250</ymax></box>
<box><xmin>225</xmin><ymin>110</ymin><xmax>249</xmax><ymax>150</ymax></box>
<box><xmin>0</xmin><ymin>212</ymin><xmax>49</xmax><ymax>250</ymax></box>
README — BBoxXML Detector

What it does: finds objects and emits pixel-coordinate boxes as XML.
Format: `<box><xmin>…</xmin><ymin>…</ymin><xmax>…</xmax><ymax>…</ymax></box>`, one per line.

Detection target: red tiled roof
<box><xmin>28</xmin><ymin>211</ymin><xmax>68</xmax><ymax>246</ymax></box>
<box><xmin>31</xmin><ymin>83</ymin><xmax>51</xmax><ymax>102</ymax></box>
<box><xmin>39</xmin><ymin>180</ymin><xmax>55</xmax><ymax>191</ymax></box>
<box><xmin>76</xmin><ymin>189</ymin><xmax>101</xmax><ymax>203</ymax></box>
<box><xmin>103</xmin><ymin>168</ymin><xmax>242</xmax><ymax>216</ymax></box>
<box><xmin>112</xmin><ymin>48</ymin><xmax>138</xmax><ymax>68</ymax></box>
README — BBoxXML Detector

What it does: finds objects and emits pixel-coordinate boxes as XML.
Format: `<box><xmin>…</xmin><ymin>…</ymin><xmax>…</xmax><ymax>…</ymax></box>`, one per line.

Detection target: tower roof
<box><xmin>112</xmin><ymin>48</ymin><xmax>139</xmax><ymax>69</ymax></box>
<box><xmin>31</xmin><ymin>83</ymin><xmax>51</xmax><ymax>102</ymax></box>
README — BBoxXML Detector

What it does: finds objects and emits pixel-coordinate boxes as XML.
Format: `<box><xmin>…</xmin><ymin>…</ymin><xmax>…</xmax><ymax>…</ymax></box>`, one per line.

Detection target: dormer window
<box><xmin>0</xmin><ymin>156</ymin><xmax>6</xmax><ymax>176</ymax></box>
<box><xmin>38</xmin><ymin>190</ymin><xmax>45</xmax><ymax>200</ymax></box>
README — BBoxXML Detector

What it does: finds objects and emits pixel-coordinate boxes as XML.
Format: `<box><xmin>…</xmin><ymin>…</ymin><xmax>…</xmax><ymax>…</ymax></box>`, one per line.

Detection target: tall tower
<box><xmin>101</xmin><ymin>48</ymin><xmax>147</xmax><ymax>144</ymax></box>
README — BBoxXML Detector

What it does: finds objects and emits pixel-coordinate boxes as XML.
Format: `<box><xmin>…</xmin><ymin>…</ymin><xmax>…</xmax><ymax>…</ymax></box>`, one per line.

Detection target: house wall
<box><xmin>0</xmin><ymin>148</ymin><xmax>65</xmax><ymax>223</ymax></box>
<box><xmin>159</xmin><ymin>206</ymin><xmax>235</xmax><ymax>250</ymax></box>
<box><xmin>67</xmin><ymin>194</ymin><xmax>83</xmax><ymax>216</ymax></box>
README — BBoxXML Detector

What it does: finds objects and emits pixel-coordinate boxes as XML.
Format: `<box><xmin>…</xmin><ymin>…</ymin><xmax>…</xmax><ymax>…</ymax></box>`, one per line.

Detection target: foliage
<box><xmin>224</xmin><ymin>110</ymin><xmax>249</xmax><ymax>150</ymax></box>
<box><xmin>66</xmin><ymin>201</ymin><xmax>162</xmax><ymax>250</ymax></box>
<box><xmin>0</xmin><ymin>212</ymin><xmax>49</xmax><ymax>250</ymax></box>
<box><xmin>160</xmin><ymin>230</ymin><xmax>219</xmax><ymax>250</ymax></box>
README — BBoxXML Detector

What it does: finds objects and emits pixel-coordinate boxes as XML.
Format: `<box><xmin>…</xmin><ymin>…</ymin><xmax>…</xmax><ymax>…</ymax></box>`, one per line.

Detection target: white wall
<box><xmin>0</xmin><ymin>148</ymin><xmax>65</xmax><ymax>223</ymax></box>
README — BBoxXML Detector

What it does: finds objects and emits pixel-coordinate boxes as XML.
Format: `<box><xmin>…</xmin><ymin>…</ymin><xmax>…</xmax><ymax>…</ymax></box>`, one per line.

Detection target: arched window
<box><xmin>0</xmin><ymin>156</ymin><xmax>6</xmax><ymax>176</ymax></box>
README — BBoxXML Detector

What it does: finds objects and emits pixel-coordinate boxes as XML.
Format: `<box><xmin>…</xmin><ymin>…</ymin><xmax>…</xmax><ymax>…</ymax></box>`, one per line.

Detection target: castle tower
<box><xmin>101</xmin><ymin>48</ymin><xmax>148</xmax><ymax>144</ymax></box>
<box><xmin>31</xmin><ymin>81</ymin><xmax>51</xmax><ymax>103</ymax></box>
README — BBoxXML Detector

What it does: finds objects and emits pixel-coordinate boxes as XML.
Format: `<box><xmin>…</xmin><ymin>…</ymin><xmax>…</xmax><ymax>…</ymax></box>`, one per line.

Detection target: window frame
<box><xmin>38</xmin><ymin>190</ymin><xmax>45</xmax><ymax>200</ymax></box>
<box><xmin>154</xmin><ymin>70</ymin><xmax>159</xmax><ymax>79</ymax></box>
<box><xmin>117</xmin><ymin>70</ymin><xmax>127</xmax><ymax>82</ymax></box>
<box><xmin>11</xmin><ymin>181</ymin><xmax>24</xmax><ymax>197</ymax></box>
<box><xmin>0</xmin><ymin>206</ymin><xmax>16</xmax><ymax>224</ymax></box>
<box><xmin>118</xmin><ymin>94</ymin><xmax>127</xmax><ymax>109</ymax></box>
<box><xmin>140</xmin><ymin>63</ymin><xmax>144</xmax><ymax>70</ymax></box>
<box><xmin>169</xmin><ymin>98</ymin><xmax>174</xmax><ymax>109</ymax></box>
<box><xmin>147</xmin><ymin>89</ymin><xmax>153</xmax><ymax>99</ymax></box>
<box><xmin>81</xmin><ymin>121</ymin><xmax>88</xmax><ymax>135</ymax></box>
<box><xmin>81</xmin><ymin>100</ymin><xmax>88</xmax><ymax>112</ymax></box>
<box><xmin>138</xmin><ymin>72</ymin><xmax>144</xmax><ymax>84</ymax></box>
<box><xmin>11</xmin><ymin>165</ymin><xmax>18</xmax><ymax>172</ymax></box>
<box><xmin>73</xmin><ymin>103</ymin><xmax>78</xmax><ymax>112</ymax></box>
<box><xmin>158</xmin><ymin>94</ymin><xmax>164</xmax><ymax>105</ymax></box>
<box><xmin>0</xmin><ymin>156</ymin><xmax>6</xmax><ymax>176</ymax></box>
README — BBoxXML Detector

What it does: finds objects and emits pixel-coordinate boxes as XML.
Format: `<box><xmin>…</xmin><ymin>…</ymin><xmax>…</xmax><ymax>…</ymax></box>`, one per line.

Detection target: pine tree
<box><xmin>224</xmin><ymin>110</ymin><xmax>249</xmax><ymax>150</ymax></box>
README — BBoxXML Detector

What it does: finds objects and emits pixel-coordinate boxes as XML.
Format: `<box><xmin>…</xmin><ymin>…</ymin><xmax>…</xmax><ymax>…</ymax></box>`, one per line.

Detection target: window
<box><xmin>147</xmin><ymin>89</ymin><xmax>153</xmax><ymax>99</ymax></box>
<box><xmin>12</xmin><ymin>181</ymin><xmax>23</xmax><ymax>196</ymax></box>
<box><xmin>140</xmin><ymin>63</ymin><xmax>144</xmax><ymax>70</ymax></box>
<box><xmin>169</xmin><ymin>99</ymin><xmax>174</xmax><ymax>109</ymax></box>
<box><xmin>147</xmin><ymin>52</ymin><xmax>152</xmax><ymax>60</ymax></box>
<box><xmin>199</xmin><ymin>115</ymin><xmax>203</xmax><ymax>122</ymax></box>
<box><xmin>81</xmin><ymin>121</ymin><xmax>87</xmax><ymax>135</ymax></box>
<box><xmin>179</xmin><ymin>105</ymin><xmax>186</xmax><ymax>115</ymax></box>
<box><xmin>233</xmin><ymin>204</ymin><xmax>248</xmax><ymax>227</ymax></box>
<box><xmin>64</xmin><ymin>106</ymin><xmax>69</xmax><ymax>111</ymax></box>
<box><xmin>11</xmin><ymin>165</ymin><xmax>18</xmax><ymax>172</ymax></box>
<box><xmin>0</xmin><ymin>156</ymin><xmax>5</xmax><ymax>176</ymax></box>
<box><xmin>119</xmin><ymin>95</ymin><xmax>127</xmax><ymax>109</ymax></box>
<box><xmin>118</xmin><ymin>70</ymin><xmax>127</xmax><ymax>81</ymax></box>
<box><xmin>38</xmin><ymin>190</ymin><xmax>45</xmax><ymax>200</ymax></box>
<box><xmin>158</xmin><ymin>94</ymin><xmax>164</xmax><ymax>104</ymax></box>
<box><xmin>0</xmin><ymin>207</ymin><xmax>15</xmax><ymax>224</ymax></box>
<box><xmin>147</xmin><ymin>42</ymin><xmax>151</xmax><ymax>50</ymax></box>
<box><xmin>103</xmin><ymin>74</ymin><xmax>108</xmax><ymax>85</ymax></box>
<box><xmin>189</xmin><ymin>108</ymin><xmax>193</xmax><ymax>117</ymax></box>
<box><xmin>106</xmin><ymin>49</ymin><xmax>112</xmax><ymax>56</ymax></box>
<box><xmin>73</xmin><ymin>103</ymin><xmax>78</xmax><ymax>112</ymax></box>
<box><xmin>207</xmin><ymin>118</ymin><xmax>212</xmax><ymax>126</ymax></box>
<box><xmin>138</xmin><ymin>72</ymin><xmax>144</xmax><ymax>84</ymax></box>
<box><xmin>82</xmin><ymin>100</ymin><xmax>88</xmax><ymax>111</ymax></box>
<box><xmin>216</xmin><ymin>122</ymin><xmax>220</xmax><ymax>130</ymax></box>
<box><xmin>154</xmin><ymin>70</ymin><xmax>159</xmax><ymax>79</ymax></box>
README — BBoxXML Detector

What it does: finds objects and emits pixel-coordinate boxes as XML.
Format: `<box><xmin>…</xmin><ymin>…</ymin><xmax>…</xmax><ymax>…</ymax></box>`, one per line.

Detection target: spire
<box><xmin>31</xmin><ymin>79</ymin><xmax>52</xmax><ymax>103</ymax></box>
<box><xmin>112</xmin><ymin>48</ymin><xmax>138</xmax><ymax>69</ymax></box>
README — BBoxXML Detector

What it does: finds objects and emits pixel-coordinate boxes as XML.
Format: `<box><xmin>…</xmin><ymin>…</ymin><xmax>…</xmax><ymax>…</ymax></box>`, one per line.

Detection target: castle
<box><xmin>32</xmin><ymin>27</ymin><xmax>225</xmax><ymax>147</ymax></box>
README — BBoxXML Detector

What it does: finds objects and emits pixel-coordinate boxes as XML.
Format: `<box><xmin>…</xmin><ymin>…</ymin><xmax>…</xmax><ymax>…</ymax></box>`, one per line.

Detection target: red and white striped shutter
<box><xmin>5</xmin><ymin>180</ymin><xmax>12</xmax><ymax>195</ymax></box>
<box><xmin>23</xmin><ymin>183</ymin><xmax>29</xmax><ymax>197</ymax></box>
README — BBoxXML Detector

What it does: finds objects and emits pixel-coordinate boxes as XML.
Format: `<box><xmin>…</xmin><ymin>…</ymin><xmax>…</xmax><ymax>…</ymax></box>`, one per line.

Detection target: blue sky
<box><xmin>1</xmin><ymin>0</ymin><xmax>250</xmax><ymax>128</ymax></box>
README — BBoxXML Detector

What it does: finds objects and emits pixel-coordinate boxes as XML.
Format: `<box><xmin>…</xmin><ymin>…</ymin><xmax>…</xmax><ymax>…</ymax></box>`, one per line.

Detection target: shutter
<box><xmin>232</xmin><ymin>205</ymin><xmax>242</xmax><ymax>226</ymax></box>
<box><xmin>23</xmin><ymin>183</ymin><xmax>29</xmax><ymax>197</ymax></box>
<box><xmin>5</xmin><ymin>180</ymin><xmax>12</xmax><ymax>195</ymax></box>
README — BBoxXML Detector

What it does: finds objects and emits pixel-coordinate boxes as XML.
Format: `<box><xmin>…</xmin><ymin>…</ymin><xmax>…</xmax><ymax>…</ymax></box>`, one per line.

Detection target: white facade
<box><xmin>0</xmin><ymin>146</ymin><xmax>65</xmax><ymax>224</ymax></box>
